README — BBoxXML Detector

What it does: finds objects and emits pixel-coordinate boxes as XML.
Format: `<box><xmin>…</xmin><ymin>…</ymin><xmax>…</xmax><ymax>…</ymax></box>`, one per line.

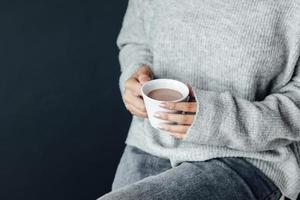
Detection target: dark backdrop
<box><xmin>0</xmin><ymin>1</ymin><xmax>131</xmax><ymax>199</ymax></box>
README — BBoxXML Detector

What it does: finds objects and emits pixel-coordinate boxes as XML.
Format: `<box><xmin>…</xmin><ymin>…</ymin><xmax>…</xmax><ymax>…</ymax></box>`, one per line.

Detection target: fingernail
<box><xmin>157</xmin><ymin>125</ymin><xmax>165</xmax><ymax>130</ymax></box>
<box><xmin>143</xmin><ymin>77</ymin><xmax>151</xmax><ymax>81</ymax></box>
<box><xmin>140</xmin><ymin>77</ymin><xmax>151</xmax><ymax>84</ymax></box>
<box><xmin>160</xmin><ymin>103</ymin><xmax>167</xmax><ymax>108</ymax></box>
<box><xmin>154</xmin><ymin>112</ymin><xmax>161</xmax><ymax>118</ymax></box>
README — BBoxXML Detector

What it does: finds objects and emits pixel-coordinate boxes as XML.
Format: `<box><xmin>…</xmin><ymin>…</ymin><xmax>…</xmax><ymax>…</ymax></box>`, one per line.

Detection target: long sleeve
<box><xmin>185</xmin><ymin>58</ymin><xmax>300</xmax><ymax>152</ymax></box>
<box><xmin>117</xmin><ymin>0</ymin><xmax>153</xmax><ymax>94</ymax></box>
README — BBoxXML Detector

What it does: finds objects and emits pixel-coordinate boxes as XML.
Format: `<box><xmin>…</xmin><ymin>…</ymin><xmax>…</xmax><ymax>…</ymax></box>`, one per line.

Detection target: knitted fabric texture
<box><xmin>117</xmin><ymin>1</ymin><xmax>300</xmax><ymax>199</ymax></box>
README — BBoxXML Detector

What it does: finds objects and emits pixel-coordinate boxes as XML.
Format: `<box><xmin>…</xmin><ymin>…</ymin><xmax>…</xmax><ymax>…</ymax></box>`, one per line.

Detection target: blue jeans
<box><xmin>98</xmin><ymin>145</ymin><xmax>282</xmax><ymax>200</ymax></box>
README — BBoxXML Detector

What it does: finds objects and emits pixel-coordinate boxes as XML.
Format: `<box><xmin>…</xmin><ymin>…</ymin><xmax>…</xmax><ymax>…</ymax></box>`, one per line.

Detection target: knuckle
<box><xmin>171</xmin><ymin>126</ymin><xmax>177</xmax><ymax>132</ymax></box>
<box><xmin>186</xmin><ymin>103</ymin><xmax>193</xmax><ymax>111</ymax></box>
<box><xmin>181</xmin><ymin>116</ymin><xmax>188</xmax><ymax>124</ymax></box>
<box><xmin>178</xmin><ymin>103</ymin><xmax>184</xmax><ymax>109</ymax></box>
<box><xmin>161</xmin><ymin>113</ymin><xmax>171</xmax><ymax>120</ymax></box>
<box><xmin>168</xmin><ymin>103</ymin><xmax>175</xmax><ymax>110</ymax></box>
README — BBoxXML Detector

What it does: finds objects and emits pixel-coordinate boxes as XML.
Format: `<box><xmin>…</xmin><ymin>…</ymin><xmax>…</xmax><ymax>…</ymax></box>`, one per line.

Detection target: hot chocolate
<box><xmin>147</xmin><ymin>88</ymin><xmax>183</xmax><ymax>101</ymax></box>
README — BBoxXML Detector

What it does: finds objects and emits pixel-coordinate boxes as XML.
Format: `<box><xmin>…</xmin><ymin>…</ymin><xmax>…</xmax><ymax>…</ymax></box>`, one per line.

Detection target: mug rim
<box><xmin>141</xmin><ymin>79</ymin><xmax>189</xmax><ymax>103</ymax></box>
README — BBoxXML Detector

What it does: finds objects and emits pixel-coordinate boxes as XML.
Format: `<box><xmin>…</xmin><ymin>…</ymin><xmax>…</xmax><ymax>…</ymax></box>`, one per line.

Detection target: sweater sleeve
<box><xmin>117</xmin><ymin>0</ymin><xmax>153</xmax><ymax>94</ymax></box>
<box><xmin>185</xmin><ymin>58</ymin><xmax>300</xmax><ymax>152</ymax></box>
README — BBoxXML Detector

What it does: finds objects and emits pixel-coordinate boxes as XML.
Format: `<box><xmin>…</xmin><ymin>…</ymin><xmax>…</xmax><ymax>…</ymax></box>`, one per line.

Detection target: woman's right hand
<box><xmin>123</xmin><ymin>65</ymin><xmax>153</xmax><ymax>118</ymax></box>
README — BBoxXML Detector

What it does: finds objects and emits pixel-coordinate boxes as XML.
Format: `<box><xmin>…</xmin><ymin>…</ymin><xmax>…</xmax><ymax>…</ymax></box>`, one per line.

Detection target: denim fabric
<box><xmin>98</xmin><ymin>145</ymin><xmax>282</xmax><ymax>200</ymax></box>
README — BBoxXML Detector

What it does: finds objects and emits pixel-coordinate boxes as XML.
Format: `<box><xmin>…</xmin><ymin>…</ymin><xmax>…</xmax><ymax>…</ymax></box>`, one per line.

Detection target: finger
<box><xmin>160</xmin><ymin>102</ymin><xmax>197</xmax><ymax>112</ymax></box>
<box><xmin>125</xmin><ymin>78</ymin><xmax>142</xmax><ymax>96</ymax></box>
<box><xmin>158</xmin><ymin>123</ymin><xmax>189</xmax><ymax>134</ymax></box>
<box><xmin>123</xmin><ymin>91</ymin><xmax>147</xmax><ymax>112</ymax></box>
<box><xmin>125</xmin><ymin>104</ymin><xmax>148</xmax><ymax>118</ymax></box>
<box><xmin>155</xmin><ymin>112</ymin><xmax>195</xmax><ymax>125</ymax></box>
<box><xmin>137</xmin><ymin>65</ymin><xmax>153</xmax><ymax>84</ymax></box>
<box><xmin>137</xmin><ymin>74</ymin><xmax>151</xmax><ymax>85</ymax></box>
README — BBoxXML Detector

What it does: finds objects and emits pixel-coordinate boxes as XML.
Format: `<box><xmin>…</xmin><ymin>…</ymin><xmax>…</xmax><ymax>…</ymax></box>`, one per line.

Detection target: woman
<box><xmin>99</xmin><ymin>1</ymin><xmax>300</xmax><ymax>199</ymax></box>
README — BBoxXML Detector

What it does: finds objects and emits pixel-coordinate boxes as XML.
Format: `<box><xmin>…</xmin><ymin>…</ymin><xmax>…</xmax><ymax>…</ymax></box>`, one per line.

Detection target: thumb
<box><xmin>137</xmin><ymin>66</ymin><xmax>153</xmax><ymax>84</ymax></box>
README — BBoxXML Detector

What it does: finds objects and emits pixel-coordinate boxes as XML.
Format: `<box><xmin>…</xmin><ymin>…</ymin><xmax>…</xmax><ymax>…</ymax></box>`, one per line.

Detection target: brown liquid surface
<box><xmin>147</xmin><ymin>88</ymin><xmax>183</xmax><ymax>101</ymax></box>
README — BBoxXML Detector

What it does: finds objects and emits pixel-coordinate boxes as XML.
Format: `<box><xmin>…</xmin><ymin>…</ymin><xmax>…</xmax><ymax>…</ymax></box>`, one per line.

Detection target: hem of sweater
<box><xmin>125</xmin><ymin>129</ymin><xmax>300</xmax><ymax>200</ymax></box>
<box><xmin>246</xmin><ymin>158</ymin><xmax>300</xmax><ymax>200</ymax></box>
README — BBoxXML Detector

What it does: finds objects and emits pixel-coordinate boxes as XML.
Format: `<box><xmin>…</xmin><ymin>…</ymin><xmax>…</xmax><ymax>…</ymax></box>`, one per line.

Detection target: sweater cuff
<box><xmin>184</xmin><ymin>88</ymin><xmax>224</xmax><ymax>145</ymax></box>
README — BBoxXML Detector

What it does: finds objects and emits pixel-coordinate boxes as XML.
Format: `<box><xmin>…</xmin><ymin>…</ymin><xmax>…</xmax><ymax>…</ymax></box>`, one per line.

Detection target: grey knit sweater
<box><xmin>117</xmin><ymin>0</ymin><xmax>300</xmax><ymax>199</ymax></box>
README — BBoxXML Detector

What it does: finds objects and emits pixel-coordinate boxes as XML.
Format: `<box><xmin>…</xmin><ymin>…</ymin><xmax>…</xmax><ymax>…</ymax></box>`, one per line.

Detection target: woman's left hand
<box><xmin>155</xmin><ymin>101</ymin><xmax>197</xmax><ymax>139</ymax></box>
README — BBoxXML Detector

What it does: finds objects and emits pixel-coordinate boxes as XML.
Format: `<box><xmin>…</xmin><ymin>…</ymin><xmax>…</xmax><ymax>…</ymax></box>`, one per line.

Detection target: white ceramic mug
<box><xmin>141</xmin><ymin>79</ymin><xmax>189</xmax><ymax>129</ymax></box>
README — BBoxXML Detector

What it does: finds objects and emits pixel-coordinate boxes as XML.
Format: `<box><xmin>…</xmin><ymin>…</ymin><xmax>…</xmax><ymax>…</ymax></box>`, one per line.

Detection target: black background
<box><xmin>0</xmin><ymin>1</ymin><xmax>131</xmax><ymax>199</ymax></box>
